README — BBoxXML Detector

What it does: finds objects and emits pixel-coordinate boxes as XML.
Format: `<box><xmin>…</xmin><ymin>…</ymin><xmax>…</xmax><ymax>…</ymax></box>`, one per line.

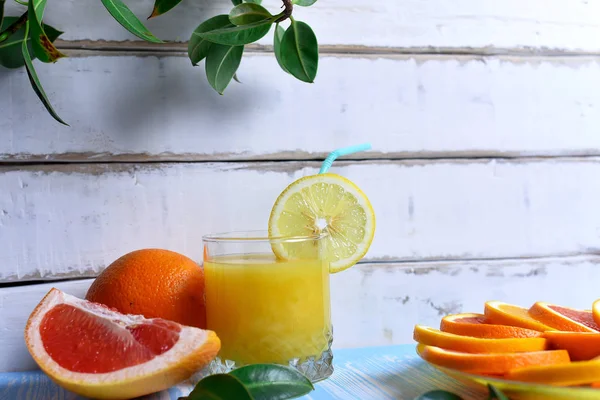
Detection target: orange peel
<box><xmin>414</xmin><ymin>325</ymin><xmax>547</xmax><ymax>353</ymax></box>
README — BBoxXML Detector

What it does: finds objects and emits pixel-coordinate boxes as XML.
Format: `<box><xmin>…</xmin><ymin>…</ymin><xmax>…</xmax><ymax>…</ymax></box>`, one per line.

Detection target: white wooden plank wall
<box><xmin>2</xmin><ymin>0</ymin><xmax>600</xmax><ymax>373</ymax></box>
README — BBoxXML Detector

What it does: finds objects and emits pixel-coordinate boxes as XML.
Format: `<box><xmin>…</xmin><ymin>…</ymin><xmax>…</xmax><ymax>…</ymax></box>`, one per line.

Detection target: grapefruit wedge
<box><xmin>528</xmin><ymin>302</ymin><xmax>599</xmax><ymax>332</ymax></box>
<box><xmin>417</xmin><ymin>344</ymin><xmax>570</xmax><ymax>375</ymax></box>
<box><xmin>24</xmin><ymin>288</ymin><xmax>221</xmax><ymax>399</ymax></box>
<box><xmin>544</xmin><ymin>332</ymin><xmax>600</xmax><ymax>361</ymax></box>
<box><xmin>440</xmin><ymin>313</ymin><xmax>543</xmax><ymax>339</ymax></box>
<box><xmin>484</xmin><ymin>301</ymin><xmax>554</xmax><ymax>332</ymax></box>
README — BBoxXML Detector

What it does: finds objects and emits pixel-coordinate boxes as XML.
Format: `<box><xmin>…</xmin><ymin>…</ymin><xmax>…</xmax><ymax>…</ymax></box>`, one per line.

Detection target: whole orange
<box><xmin>85</xmin><ymin>249</ymin><xmax>206</xmax><ymax>328</ymax></box>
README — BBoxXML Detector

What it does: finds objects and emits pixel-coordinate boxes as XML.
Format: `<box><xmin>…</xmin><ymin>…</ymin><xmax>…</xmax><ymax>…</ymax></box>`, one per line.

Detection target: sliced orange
<box><xmin>544</xmin><ymin>332</ymin><xmax>600</xmax><ymax>361</ymax></box>
<box><xmin>528</xmin><ymin>302</ymin><xmax>599</xmax><ymax>332</ymax></box>
<box><xmin>413</xmin><ymin>325</ymin><xmax>547</xmax><ymax>353</ymax></box>
<box><xmin>417</xmin><ymin>344</ymin><xmax>570</xmax><ymax>375</ymax></box>
<box><xmin>25</xmin><ymin>288</ymin><xmax>221</xmax><ymax>399</ymax></box>
<box><xmin>590</xmin><ymin>299</ymin><xmax>600</xmax><ymax>328</ymax></box>
<box><xmin>484</xmin><ymin>301</ymin><xmax>555</xmax><ymax>332</ymax></box>
<box><xmin>506</xmin><ymin>359</ymin><xmax>600</xmax><ymax>386</ymax></box>
<box><xmin>440</xmin><ymin>313</ymin><xmax>543</xmax><ymax>339</ymax></box>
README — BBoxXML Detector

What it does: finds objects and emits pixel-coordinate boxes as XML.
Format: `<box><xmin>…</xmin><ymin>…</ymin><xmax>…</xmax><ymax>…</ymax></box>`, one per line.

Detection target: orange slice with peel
<box><xmin>544</xmin><ymin>332</ymin><xmax>600</xmax><ymax>361</ymax></box>
<box><xmin>506</xmin><ymin>359</ymin><xmax>600</xmax><ymax>386</ymax></box>
<box><xmin>413</xmin><ymin>325</ymin><xmax>547</xmax><ymax>353</ymax></box>
<box><xmin>417</xmin><ymin>344</ymin><xmax>570</xmax><ymax>375</ymax></box>
<box><xmin>590</xmin><ymin>299</ymin><xmax>600</xmax><ymax>328</ymax></box>
<box><xmin>484</xmin><ymin>301</ymin><xmax>555</xmax><ymax>332</ymax></box>
<box><xmin>25</xmin><ymin>288</ymin><xmax>221</xmax><ymax>399</ymax></box>
<box><xmin>440</xmin><ymin>313</ymin><xmax>543</xmax><ymax>339</ymax></box>
<box><xmin>528</xmin><ymin>302</ymin><xmax>599</xmax><ymax>332</ymax></box>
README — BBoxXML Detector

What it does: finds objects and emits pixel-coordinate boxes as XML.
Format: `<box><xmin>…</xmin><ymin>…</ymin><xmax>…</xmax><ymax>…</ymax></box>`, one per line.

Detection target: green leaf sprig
<box><xmin>0</xmin><ymin>0</ymin><xmax>320</xmax><ymax>124</ymax></box>
<box><xmin>180</xmin><ymin>363</ymin><xmax>315</xmax><ymax>400</ymax></box>
<box><xmin>0</xmin><ymin>0</ymin><xmax>5</xmax><ymax>29</ymax></box>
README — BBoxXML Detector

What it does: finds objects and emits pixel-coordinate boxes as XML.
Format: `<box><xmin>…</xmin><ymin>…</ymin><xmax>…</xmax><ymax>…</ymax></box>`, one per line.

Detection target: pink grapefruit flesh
<box><xmin>25</xmin><ymin>288</ymin><xmax>221</xmax><ymax>399</ymax></box>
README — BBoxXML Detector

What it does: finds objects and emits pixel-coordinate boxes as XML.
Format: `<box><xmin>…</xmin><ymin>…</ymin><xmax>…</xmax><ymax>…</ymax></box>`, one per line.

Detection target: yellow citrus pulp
<box><xmin>268</xmin><ymin>173</ymin><xmax>376</xmax><ymax>273</ymax></box>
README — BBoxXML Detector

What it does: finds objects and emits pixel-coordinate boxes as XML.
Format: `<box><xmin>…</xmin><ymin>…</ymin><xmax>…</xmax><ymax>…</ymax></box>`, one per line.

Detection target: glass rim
<box><xmin>202</xmin><ymin>229</ymin><xmax>327</xmax><ymax>244</ymax></box>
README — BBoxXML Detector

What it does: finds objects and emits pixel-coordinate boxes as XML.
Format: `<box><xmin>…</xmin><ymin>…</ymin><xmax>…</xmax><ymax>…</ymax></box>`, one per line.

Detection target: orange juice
<box><xmin>204</xmin><ymin>253</ymin><xmax>331</xmax><ymax>365</ymax></box>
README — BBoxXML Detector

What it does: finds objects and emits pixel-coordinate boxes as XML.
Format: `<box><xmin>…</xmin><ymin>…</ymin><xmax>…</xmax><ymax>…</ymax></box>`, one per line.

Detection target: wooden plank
<box><xmin>3</xmin><ymin>256</ymin><xmax>600</xmax><ymax>372</ymax></box>
<box><xmin>1</xmin><ymin>280</ymin><xmax>92</xmax><ymax>373</ymax></box>
<box><xmin>2</xmin><ymin>159</ymin><xmax>600</xmax><ymax>282</ymax></box>
<box><xmin>2</xmin><ymin>54</ymin><xmax>600</xmax><ymax>162</ymax></box>
<box><xmin>4</xmin><ymin>0</ymin><xmax>600</xmax><ymax>50</ymax></box>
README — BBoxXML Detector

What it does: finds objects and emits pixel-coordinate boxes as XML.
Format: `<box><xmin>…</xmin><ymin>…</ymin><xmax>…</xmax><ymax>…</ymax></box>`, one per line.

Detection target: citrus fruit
<box><xmin>417</xmin><ymin>344</ymin><xmax>570</xmax><ymax>375</ymax></box>
<box><xmin>85</xmin><ymin>248</ymin><xmax>206</xmax><ymax>328</ymax></box>
<box><xmin>268</xmin><ymin>173</ymin><xmax>376</xmax><ymax>273</ymax></box>
<box><xmin>440</xmin><ymin>313</ymin><xmax>543</xmax><ymax>339</ymax></box>
<box><xmin>413</xmin><ymin>325</ymin><xmax>547</xmax><ymax>353</ymax></box>
<box><xmin>528</xmin><ymin>302</ymin><xmax>599</xmax><ymax>332</ymax></box>
<box><xmin>544</xmin><ymin>332</ymin><xmax>600</xmax><ymax>361</ymax></box>
<box><xmin>506</xmin><ymin>360</ymin><xmax>600</xmax><ymax>386</ymax></box>
<box><xmin>590</xmin><ymin>299</ymin><xmax>600</xmax><ymax>327</ymax></box>
<box><xmin>24</xmin><ymin>288</ymin><xmax>220</xmax><ymax>399</ymax></box>
<box><xmin>484</xmin><ymin>301</ymin><xmax>554</xmax><ymax>332</ymax></box>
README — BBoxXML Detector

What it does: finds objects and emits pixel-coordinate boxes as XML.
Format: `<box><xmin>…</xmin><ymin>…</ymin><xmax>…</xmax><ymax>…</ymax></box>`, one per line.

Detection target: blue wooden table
<box><xmin>0</xmin><ymin>345</ymin><xmax>487</xmax><ymax>400</ymax></box>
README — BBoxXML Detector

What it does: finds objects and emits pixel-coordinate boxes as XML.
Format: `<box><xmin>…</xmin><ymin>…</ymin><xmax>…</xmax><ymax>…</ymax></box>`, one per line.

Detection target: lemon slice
<box><xmin>268</xmin><ymin>173</ymin><xmax>375</xmax><ymax>273</ymax></box>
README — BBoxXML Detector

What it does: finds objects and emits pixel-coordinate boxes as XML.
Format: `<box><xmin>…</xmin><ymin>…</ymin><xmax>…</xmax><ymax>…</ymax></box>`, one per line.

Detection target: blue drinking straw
<box><xmin>319</xmin><ymin>143</ymin><xmax>372</xmax><ymax>174</ymax></box>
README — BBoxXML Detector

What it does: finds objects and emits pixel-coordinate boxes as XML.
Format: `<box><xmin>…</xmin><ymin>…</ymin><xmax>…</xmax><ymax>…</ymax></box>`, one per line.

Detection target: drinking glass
<box><xmin>202</xmin><ymin>230</ymin><xmax>334</xmax><ymax>382</ymax></box>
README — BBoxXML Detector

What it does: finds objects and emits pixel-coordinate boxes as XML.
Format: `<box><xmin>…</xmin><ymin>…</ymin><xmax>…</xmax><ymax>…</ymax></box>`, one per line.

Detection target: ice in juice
<box><xmin>204</xmin><ymin>253</ymin><xmax>331</xmax><ymax>365</ymax></box>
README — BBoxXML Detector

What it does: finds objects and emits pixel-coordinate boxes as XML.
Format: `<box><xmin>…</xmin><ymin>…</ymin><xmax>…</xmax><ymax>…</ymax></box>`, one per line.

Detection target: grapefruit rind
<box><xmin>543</xmin><ymin>332</ymin><xmax>600</xmax><ymax>361</ymax></box>
<box><xmin>528</xmin><ymin>302</ymin><xmax>599</xmax><ymax>333</ymax></box>
<box><xmin>416</xmin><ymin>344</ymin><xmax>570</xmax><ymax>375</ymax></box>
<box><xmin>484</xmin><ymin>301</ymin><xmax>555</xmax><ymax>332</ymax></box>
<box><xmin>413</xmin><ymin>325</ymin><xmax>547</xmax><ymax>353</ymax></box>
<box><xmin>506</xmin><ymin>359</ymin><xmax>600</xmax><ymax>386</ymax></box>
<box><xmin>440</xmin><ymin>313</ymin><xmax>543</xmax><ymax>339</ymax></box>
<box><xmin>591</xmin><ymin>299</ymin><xmax>600</xmax><ymax>328</ymax></box>
<box><xmin>24</xmin><ymin>288</ymin><xmax>220</xmax><ymax>400</ymax></box>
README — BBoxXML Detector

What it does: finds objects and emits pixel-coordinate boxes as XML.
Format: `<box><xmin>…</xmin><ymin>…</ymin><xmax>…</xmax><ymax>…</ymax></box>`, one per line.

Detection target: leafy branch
<box><xmin>0</xmin><ymin>11</ymin><xmax>27</xmax><ymax>43</ymax></box>
<box><xmin>0</xmin><ymin>0</ymin><xmax>320</xmax><ymax>125</ymax></box>
<box><xmin>277</xmin><ymin>0</ymin><xmax>293</xmax><ymax>22</ymax></box>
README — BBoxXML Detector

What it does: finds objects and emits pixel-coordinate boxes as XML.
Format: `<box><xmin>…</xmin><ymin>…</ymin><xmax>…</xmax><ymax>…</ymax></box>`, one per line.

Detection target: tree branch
<box><xmin>0</xmin><ymin>12</ymin><xmax>28</xmax><ymax>44</ymax></box>
<box><xmin>276</xmin><ymin>0</ymin><xmax>293</xmax><ymax>23</ymax></box>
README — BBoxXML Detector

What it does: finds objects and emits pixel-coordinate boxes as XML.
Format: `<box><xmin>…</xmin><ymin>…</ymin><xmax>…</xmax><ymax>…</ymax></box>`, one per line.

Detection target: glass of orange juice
<box><xmin>202</xmin><ymin>230</ymin><xmax>333</xmax><ymax>382</ymax></box>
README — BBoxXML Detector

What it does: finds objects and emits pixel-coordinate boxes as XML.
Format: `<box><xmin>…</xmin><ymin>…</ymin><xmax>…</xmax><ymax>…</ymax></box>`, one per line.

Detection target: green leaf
<box><xmin>0</xmin><ymin>16</ymin><xmax>62</xmax><ymax>69</ymax></box>
<box><xmin>188</xmin><ymin>15</ymin><xmax>233</xmax><ymax>65</ymax></box>
<box><xmin>229</xmin><ymin>3</ymin><xmax>272</xmax><ymax>26</ymax></box>
<box><xmin>415</xmin><ymin>390</ymin><xmax>464</xmax><ymax>400</ymax></box>
<box><xmin>231</xmin><ymin>0</ymin><xmax>242</xmax><ymax>4</ymax></box>
<box><xmin>187</xmin><ymin>374</ymin><xmax>253</xmax><ymax>400</ymax></box>
<box><xmin>100</xmin><ymin>0</ymin><xmax>162</xmax><ymax>43</ymax></box>
<box><xmin>244</xmin><ymin>0</ymin><xmax>263</xmax><ymax>3</ymax></box>
<box><xmin>273</xmin><ymin>23</ymin><xmax>288</xmax><ymax>73</ymax></box>
<box><xmin>230</xmin><ymin>364</ymin><xmax>314</xmax><ymax>400</ymax></box>
<box><xmin>149</xmin><ymin>0</ymin><xmax>183</xmax><ymax>19</ymax></box>
<box><xmin>293</xmin><ymin>0</ymin><xmax>317</xmax><ymax>5</ymax></box>
<box><xmin>205</xmin><ymin>43</ymin><xmax>243</xmax><ymax>94</ymax></box>
<box><xmin>488</xmin><ymin>384</ymin><xmax>510</xmax><ymax>400</ymax></box>
<box><xmin>280</xmin><ymin>20</ymin><xmax>318</xmax><ymax>83</ymax></box>
<box><xmin>28</xmin><ymin>0</ymin><xmax>66</xmax><ymax>63</ymax></box>
<box><xmin>197</xmin><ymin>18</ymin><xmax>273</xmax><ymax>46</ymax></box>
<box><xmin>21</xmin><ymin>21</ymin><xmax>68</xmax><ymax>125</ymax></box>
<box><xmin>0</xmin><ymin>0</ymin><xmax>5</xmax><ymax>29</ymax></box>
